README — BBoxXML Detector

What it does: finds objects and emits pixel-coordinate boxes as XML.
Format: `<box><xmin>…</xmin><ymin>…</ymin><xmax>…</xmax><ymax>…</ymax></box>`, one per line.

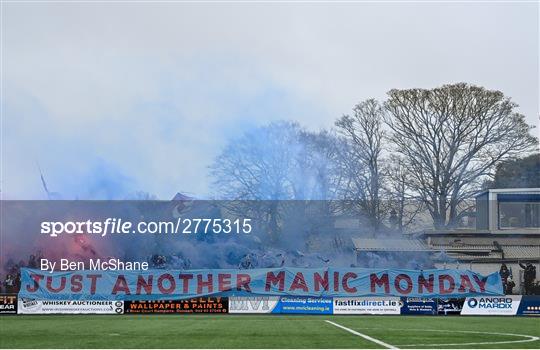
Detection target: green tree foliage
<box><xmin>484</xmin><ymin>153</ymin><xmax>540</xmax><ymax>189</ymax></box>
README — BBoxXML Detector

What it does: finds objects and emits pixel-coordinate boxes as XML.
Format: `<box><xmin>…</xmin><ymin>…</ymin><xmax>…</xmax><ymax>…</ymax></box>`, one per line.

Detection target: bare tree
<box><xmin>210</xmin><ymin>121</ymin><xmax>342</xmax><ymax>201</ymax></box>
<box><xmin>386</xmin><ymin>155</ymin><xmax>424</xmax><ymax>233</ymax></box>
<box><xmin>296</xmin><ymin>129</ymin><xmax>348</xmax><ymax>201</ymax></box>
<box><xmin>209</xmin><ymin>121</ymin><xmax>344</xmax><ymax>240</ymax></box>
<box><xmin>384</xmin><ymin>83</ymin><xmax>538</xmax><ymax>228</ymax></box>
<box><xmin>335</xmin><ymin>99</ymin><xmax>386</xmax><ymax>233</ymax></box>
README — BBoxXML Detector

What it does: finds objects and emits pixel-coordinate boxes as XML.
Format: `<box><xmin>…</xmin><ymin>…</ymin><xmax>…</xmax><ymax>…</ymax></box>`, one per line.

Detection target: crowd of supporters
<box><xmin>1</xmin><ymin>253</ymin><xmax>41</xmax><ymax>294</ymax></box>
<box><xmin>499</xmin><ymin>262</ymin><xmax>539</xmax><ymax>295</ymax></box>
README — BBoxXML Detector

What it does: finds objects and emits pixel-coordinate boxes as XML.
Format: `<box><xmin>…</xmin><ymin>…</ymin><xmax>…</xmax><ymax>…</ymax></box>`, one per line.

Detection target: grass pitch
<box><xmin>1</xmin><ymin>315</ymin><xmax>539</xmax><ymax>349</ymax></box>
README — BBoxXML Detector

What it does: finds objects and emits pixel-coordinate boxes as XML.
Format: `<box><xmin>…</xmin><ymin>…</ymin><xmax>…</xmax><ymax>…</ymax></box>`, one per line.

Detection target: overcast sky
<box><xmin>2</xmin><ymin>2</ymin><xmax>539</xmax><ymax>199</ymax></box>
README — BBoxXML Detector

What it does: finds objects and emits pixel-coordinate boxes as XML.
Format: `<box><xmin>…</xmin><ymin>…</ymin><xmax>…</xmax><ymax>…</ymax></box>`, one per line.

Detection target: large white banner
<box><xmin>18</xmin><ymin>298</ymin><xmax>124</xmax><ymax>314</ymax></box>
<box><xmin>333</xmin><ymin>297</ymin><xmax>401</xmax><ymax>315</ymax></box>
<box><xmin>461</xmin><ymin>296</ymin><xmax>521</xmax><ymax>316</ymax></box>
<box><xmin>229</xmin><ymin>296</ymin><xmax>280</xmax><ymax>313</ymax></box>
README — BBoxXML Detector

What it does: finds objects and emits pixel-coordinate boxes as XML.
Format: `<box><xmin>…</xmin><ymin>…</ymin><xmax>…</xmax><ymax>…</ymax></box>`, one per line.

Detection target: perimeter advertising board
<box><xmin>461</xmin><ymin>296</ymin><xmax>521</xmax><ymax>315</ymax></box>
<box><xmin>401</xmin><ymin>297</ymin><xmax>437</xmax><ymax>315</ymax></box>
<box><xmin>437</xmin><ymin>298</ymin><xmax>464</xmax><ymax>315</ymax></box>
<box><xmin>276</xmin><ymin>297</ymin><xmax>333</xmax><ymax>314</ymax></box>
<box><xmin>229</xmin><ymin>296</ymin><xmax>280</xmax><ymax>313</ymax></box>
<box><xmin>333</xmin><ymin>297</ymin><xmax>401</xmax><ymax>314</ymax></box>
<box><xmin>0</xmin><ymin>294</ymin><xmax>17</xmax><ymax>314</ymax></box>
<box><xmin>17</xmin><ymin>299</ymin><xmax>124</xmax><ymax>314</ymax></box>
<box><xmin>517</xmin><ymin>296</ymin><xmax>540</xmax><ymax>316</ymax></box>
<box><xmin>124</xmin><ymin>297</ymin><xmax>228</xmax><ymax>314</ymax></box>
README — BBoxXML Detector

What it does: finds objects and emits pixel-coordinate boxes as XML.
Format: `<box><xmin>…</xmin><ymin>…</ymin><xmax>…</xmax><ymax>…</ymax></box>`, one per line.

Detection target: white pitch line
<box><xmin>325</xmin><ymin>320</ymin><xmax>399</xmax><ymax>349</ymax></box>
<box><xmin>355</xmin><ymin>327</ymin><xmax>540</xmax><ymax>348</ymax></box>
<box><xmin>395</xmin><ymin>330</ymin><xmax>539</xmax><ymax>348</ymax></box>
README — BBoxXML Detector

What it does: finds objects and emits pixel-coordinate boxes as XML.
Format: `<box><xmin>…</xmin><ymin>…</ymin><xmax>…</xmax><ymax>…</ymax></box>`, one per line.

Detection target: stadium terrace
<box><xmin>19</xmin><ymin>268</ymin><xmax>502</xmax><ymax>300</ymax></box>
